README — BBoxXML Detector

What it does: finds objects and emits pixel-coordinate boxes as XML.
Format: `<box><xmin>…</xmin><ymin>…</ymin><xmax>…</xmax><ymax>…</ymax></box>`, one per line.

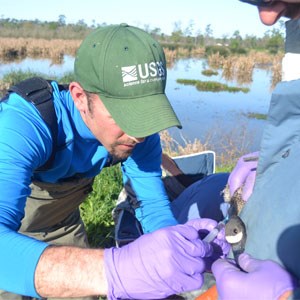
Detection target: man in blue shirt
<box><xmin>212</xmin><ymin>1</ymin><xmax>300</xmax><ymax>299</ymax></box>
<box><xmin>0</xmin><ymin>24</ymin><xmax>228</xmax><ymax>299</ymax></box>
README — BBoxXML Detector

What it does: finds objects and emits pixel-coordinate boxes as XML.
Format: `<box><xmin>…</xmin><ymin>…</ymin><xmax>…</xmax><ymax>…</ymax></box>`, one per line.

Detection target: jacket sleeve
<box><xmin>121</xmin><ymin>134</ymin><xmax>178</xmax><ymax>233</ymax></box>
<box><xmin>0</xmin><ymin>97</ymin><xmax>50</xmax><ymax>297</ymax></box>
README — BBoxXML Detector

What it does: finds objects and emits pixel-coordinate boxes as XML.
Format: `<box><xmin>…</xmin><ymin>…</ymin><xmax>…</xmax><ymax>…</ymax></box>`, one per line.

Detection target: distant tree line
<box><xmin>0</xmin><ymin>16</ymin><xmax>285</xmax><ymax>55</ymax></box>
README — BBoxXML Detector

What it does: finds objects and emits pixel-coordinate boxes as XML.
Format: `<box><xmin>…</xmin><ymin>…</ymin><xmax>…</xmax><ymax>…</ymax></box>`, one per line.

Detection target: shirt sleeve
<box><xmin>0</xmin><ymin>97</ymin><xmax>51</xmax><ymax>297</ymax></box>
<box><xmin>121</xmin><ymin>134</ymin><xmax>178</xmax><ymax>233</ymax></box>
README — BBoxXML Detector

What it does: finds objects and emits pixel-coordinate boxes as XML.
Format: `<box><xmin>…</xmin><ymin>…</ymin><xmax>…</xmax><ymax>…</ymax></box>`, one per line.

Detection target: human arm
<box><xmin>105</xmin><ymin>218</ymin><xmax>225</xmax><ymax>300</ymax></box>
<box><xmin>122</xmin><ymin>134</ymin><xmax>178</xmax><ymax>233</ymax></box>
<box><xmin>212</xmin><ymin>253</ymin><xmax>297</xmax><ymax>300</ymax></box>
<box><xmin>0</xmin><ymin>96</ymin><xmax>54</xmax><ymax>296</ymax></box>
<box><xmin>34</xmin><ymin>246</ymin><xmax>107</xmax><ymax>297</ymax></box>
<box><xmin>228</xmin><ymin>151</ymin><xmax>259</xmax><ymax>202</ymax></box>
<box><xmin>0</xmin><ymin>94</ymin><xmax>110</xmax><ymax>298</ymax></box>
<box><xmin>35</xmin><ymin>218</ymin><xmax>225</xmax><ymax>299</ymax></box>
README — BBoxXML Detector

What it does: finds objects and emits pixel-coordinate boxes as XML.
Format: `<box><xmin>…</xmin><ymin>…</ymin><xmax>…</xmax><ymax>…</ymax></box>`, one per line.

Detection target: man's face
<box><xmin>257</xmin><ymin>0</ymin><xmax>300</xmax><ymax>25</ymax></box>
<box><xmin>82</xmin><ymin>93</ymin><xmax>145</xmax><ymax>161</ymax></box>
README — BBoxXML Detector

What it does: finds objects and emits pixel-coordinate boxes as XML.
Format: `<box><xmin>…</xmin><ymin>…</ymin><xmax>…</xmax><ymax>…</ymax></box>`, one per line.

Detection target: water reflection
<box><xmin>0</xmin><ymin>55</ymin><xmax>74</xmax><ymax>79</ymax></box>
<box><xmin>0</xmin><ymin>56</ymin><xmax>273</xmax><ymax>155</ymax></box>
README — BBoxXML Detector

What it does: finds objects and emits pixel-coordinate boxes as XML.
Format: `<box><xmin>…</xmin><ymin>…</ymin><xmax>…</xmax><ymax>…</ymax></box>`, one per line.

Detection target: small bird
<box><xmin>222</xmin><ymin>184</ymin><xmax>247</xmax><ymax>262</ymax></box>
<box><xmin>225</xmin><ymin>215</ymin><xmax>247</xmax><ymax>262</ymax></box>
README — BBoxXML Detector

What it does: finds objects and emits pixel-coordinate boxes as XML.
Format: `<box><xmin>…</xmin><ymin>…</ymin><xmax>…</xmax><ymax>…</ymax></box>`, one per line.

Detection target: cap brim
<box><xmin>100</xmin><ymin>93</ymin><xmax>182</xmax><ymax>138</ymax></box>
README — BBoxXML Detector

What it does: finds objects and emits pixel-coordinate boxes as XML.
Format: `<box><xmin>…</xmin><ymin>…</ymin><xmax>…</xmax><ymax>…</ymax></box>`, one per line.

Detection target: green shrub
<box><xmin>80</xmin><ymin>165</ymin><xmax>123</xmax><ymax>248</ymax></box>
<box><xmin>205</xmin><ymin>45</ymin><xmax>230</xmax><ymax>57</ymax></box>
<box><xmin>202</xmin><ymin>69</ymin><xmax>218</xmax><ymax>77</ymax></box>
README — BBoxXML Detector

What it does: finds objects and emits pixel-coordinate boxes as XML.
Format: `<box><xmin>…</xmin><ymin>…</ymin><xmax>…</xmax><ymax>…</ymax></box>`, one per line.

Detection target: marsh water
<box><xmin>0</xmin><ymin>56</ymin><xmax>272</xmax><ymax>155</ymax></box>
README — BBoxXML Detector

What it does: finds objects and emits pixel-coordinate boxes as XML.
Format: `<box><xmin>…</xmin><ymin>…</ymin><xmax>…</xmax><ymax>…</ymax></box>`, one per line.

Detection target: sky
<box><xmin>1</xmin><ymin>0</ymin><xmax>285</xmax><ymax>38</ymax></box>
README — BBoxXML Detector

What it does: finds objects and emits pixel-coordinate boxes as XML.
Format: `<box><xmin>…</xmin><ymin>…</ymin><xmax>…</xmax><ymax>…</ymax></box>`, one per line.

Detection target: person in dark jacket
<box><xmin>212</xmin><ymin>1</ymin><xmax>300</xmax><ymax>299</ymax></box>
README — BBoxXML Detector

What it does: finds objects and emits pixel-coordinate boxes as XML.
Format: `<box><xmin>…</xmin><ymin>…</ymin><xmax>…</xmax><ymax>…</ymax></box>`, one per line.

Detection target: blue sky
<box><xmin>1</xmin><ymin>0</ymin><xmax>285</xmax><ymax>38</ymax></box>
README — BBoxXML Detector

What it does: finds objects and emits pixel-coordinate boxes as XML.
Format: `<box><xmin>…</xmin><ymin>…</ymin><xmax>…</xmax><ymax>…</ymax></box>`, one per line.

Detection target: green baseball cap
<box><xmin>74</xmin><ymin>23</ymin><xmax>182</xmax><ymax>137</ymax></box>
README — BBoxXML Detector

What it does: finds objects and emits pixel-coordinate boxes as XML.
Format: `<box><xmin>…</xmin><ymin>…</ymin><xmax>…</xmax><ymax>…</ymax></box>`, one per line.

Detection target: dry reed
<box><xmin>207</xmin><ymin>52</ymin><xmax>225</xmax><ymax>70</ymax></box>
<box><xmin>271</xmin><ymin>55</ymin><xmax>283</xmax><ymax>88</ymax></box>
<box><xmin>0</xmin><ymin>38</ymin><xmax>205</xmax><ymax>65</ymax></box>
<box><xmin>0</xmin><ymin>37</ymin><xmax>81</xmax><ymax>62</ymax></box>
<box><xmin>160</xmin><ymin>130</ymin><xmax>210</xmax><ymax>157</ymax></box>
<box><xmin>164</xmin><ymin>47</ymin><xmax>205</xmax><ymax>64</ymax></box>
<box><xmin>160</xmin><ymin>125</ymin><xmax>253</xmax><ymax>170</ymax></box>
<box><xmin>208</xmin><ymin>51</ymin><xmax>283</xmax><ymax>88</ymax></box>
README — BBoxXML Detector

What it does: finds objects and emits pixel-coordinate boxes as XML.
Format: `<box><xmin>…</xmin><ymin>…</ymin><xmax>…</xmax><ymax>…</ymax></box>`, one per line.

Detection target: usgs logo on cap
<box><xmin>122</xmin><ymin>61</ymin><xmax>165</xmax><ymax>87</ymax></box>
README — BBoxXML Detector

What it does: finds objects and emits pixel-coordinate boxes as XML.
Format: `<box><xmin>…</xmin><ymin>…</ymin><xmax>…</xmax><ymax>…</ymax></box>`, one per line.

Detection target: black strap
<box><xmin>7</xmin><ymin>77</ymin><xmax>64</xmax><ymax>171</ymax></box>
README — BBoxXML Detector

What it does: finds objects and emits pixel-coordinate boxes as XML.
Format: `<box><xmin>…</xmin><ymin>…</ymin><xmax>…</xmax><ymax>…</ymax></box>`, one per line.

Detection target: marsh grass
<box><xmin>160</xmin><ymin>128</ymin><xmax>252</xmax><ymax>171</ymax></box>
<box><xmin>271</xmin><ymin>56</ymin><xmax>282</xmax><ymax>89</ymax></box>
<box><xmin>245</xmin><ymin>112</ymin><xmax>267</xmax><ymax>120</ymax></box>
<box><xmin>0</xmin><ymin>70</ymin><xmax>75</xmax><ymax>93</ymax></box>
<box><xmin>0</xmin><ymin>37</ymin><xmax>206</xmax><ymax>64</ymax></box>
<box><xmin>201</xmin><ymin>69</ymin><xmax>218</xmax><ymax>77</ymax></box>
<box><xmin>176</xmin><ymin>78</ymin><xmax>250</xmax><ymax>93</ymax></box>
<box><xmin>0</xmin><ymin>37</ymin><xmax>80</xmax><ymax>61</ymax></box>
<box><xmin>207</xmin><ymin>51</ymin><xmax>283</xmax><ymax>88</ymax></box>
<box><xmin>164</xmin><ymin>47</ymin><xmax>205</xmax><ymax>62</ymax></box>
<box><xmin>0</xmin><ymin>70</ymin><xmax>43</xmax><ymax>91</ymax></box>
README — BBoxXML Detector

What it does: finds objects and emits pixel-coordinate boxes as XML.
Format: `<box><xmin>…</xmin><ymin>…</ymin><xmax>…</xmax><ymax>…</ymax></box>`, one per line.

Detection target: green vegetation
<box><xmin>80</xmin><ymin>165</ymin><xmax>122</xmax><ymax>248</ymax></box>
<box><xmin>177</xmin><ymin>78</ymin><xmax>250</xmax><ymax>93</ymax></box>
<box><xmin>205</xmin><ymin>45</ymin><xmax>231</xmax><ymax>57</ymax></box>
<box><xmin>201</xmin><ymin>69</ymin><xmax>218</xmax><ymax>77</ymax></box>
<box><xmin>0</xmin><ymin>71</ymin><xmax>75</xmax><ymax>93</ymax></box>
<box><xmin>0</xmin><ymin>70</ymin><xmax>43</xmax><ymax>91</ymax></box>
<box><xmin>245</xmin><ymin>112</ymin><xmax>267</xmax><ymax>120</ymax></box>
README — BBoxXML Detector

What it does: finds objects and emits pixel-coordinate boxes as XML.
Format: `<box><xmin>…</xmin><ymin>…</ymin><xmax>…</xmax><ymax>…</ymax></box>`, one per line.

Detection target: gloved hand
<box><xmin>212</xmin><ymin>253</ymin><xmax>296</xmax><ymax>300</ymax></box>
<box><xmin>104</xmin><ymin>218</ymin><xmax>226</xmax><ymax>300</ymax></box>
<box><xmin>201</xmin><ymin>224</ymin><xmax>231</xmax><ymax>271</ymax></box>
<box><xmin>228</xmin><ymin>151</ymin><xmax>259</xmax><ymax>202</ymax></box>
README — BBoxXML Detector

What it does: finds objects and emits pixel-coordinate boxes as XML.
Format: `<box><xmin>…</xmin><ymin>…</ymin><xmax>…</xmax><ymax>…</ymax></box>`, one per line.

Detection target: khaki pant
<box><xmin>0</xmin><ymin>177</ymin><xmax>98</xmax><ymax>300</ymax></box>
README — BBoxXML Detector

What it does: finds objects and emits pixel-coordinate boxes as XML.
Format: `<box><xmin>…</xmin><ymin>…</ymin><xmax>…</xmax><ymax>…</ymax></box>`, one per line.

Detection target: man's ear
<box><xmin>69</xmin><ymin>82</ymin><xmax>87</xmax><ymax>113</ymax></box>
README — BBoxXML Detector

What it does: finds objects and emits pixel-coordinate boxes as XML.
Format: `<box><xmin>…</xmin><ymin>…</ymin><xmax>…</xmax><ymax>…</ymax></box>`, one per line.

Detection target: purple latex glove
<box><xmin>228</xmin><ymin>151</ymin><xmax>259</xmax><ymax>202</ymax></box>
<box><xmin>212</xmin><ymin>253</ymin><xmax>296</xmax><ymax>300</ymax></box>
<box><xmin>202</xmin><ymin>225</ymin><xmax>231</xmax><ymax>271</ymax></box>
<box><xmin>104</xmin><ymin>218</ymin><xmax>224</xmax><ymax>300</ymax></box>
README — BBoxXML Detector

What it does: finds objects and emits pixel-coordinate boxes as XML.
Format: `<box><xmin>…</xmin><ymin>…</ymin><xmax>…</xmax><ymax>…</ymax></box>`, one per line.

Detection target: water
<box><xmin>166</xmin><ymin>59</ymin><xmax>271</xmax><ymax>153</ymax></box>
<box><xmin>0</xmin><ymin>56</ymin><xmax>272</xmax><ymax>154</ymax></box>
<box><xmin>0</xmin><ymin>55</ymin><xmax>74</xmax><ymax>77</ymax></box>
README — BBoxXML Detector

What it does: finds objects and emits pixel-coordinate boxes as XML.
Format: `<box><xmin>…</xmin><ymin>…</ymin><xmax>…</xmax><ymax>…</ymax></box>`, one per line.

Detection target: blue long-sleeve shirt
<box><xmin>0</xmin><ymin>81</ymin><xmax>177</xmax><ymax>297</ymax></box>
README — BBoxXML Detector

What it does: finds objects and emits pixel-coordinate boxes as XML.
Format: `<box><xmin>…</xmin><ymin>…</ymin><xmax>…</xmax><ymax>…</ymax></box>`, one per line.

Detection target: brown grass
<box><xmin>271</xmin><ymin>55</ymin><xmax>282</xmax><ymax>89</ymax></box>
<box><xmin>0</xmin><ymin>37</ymin><xmax>81</xmax><ymax>62</ymax></box>
<box><xmin>207</xmin><ymin>51</ymin><xmax>283</xmax><ymax>88</ymax></box>
<box><xmin>0</xmin><ymin>37</ymin><xmax>206</xmax><ymax>63</ymax></box>
<box><xmin>164</xmin><ymin>47</ymin><xmax>205</xmax><ymax>65</ymax></box>
<box><xmin>160</xmin><ymin>124</ymin><xmax>253</xmax><ymax>170</ymax></box>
